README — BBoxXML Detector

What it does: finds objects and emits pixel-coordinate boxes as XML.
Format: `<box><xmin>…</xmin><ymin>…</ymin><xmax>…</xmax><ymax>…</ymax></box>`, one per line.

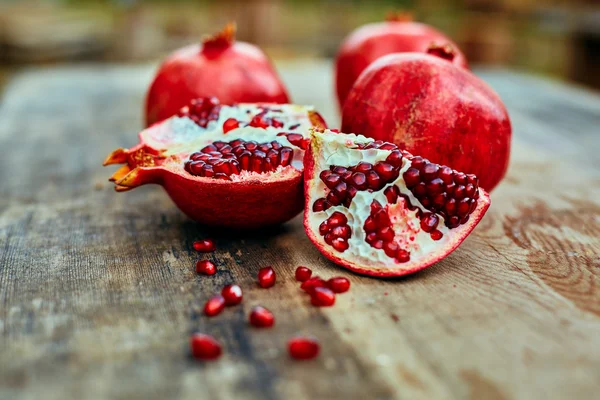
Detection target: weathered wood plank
<box><xmin>0</xmin><ymin>62</ymin><xmax>599</xmax><ymax>400</ymax></box>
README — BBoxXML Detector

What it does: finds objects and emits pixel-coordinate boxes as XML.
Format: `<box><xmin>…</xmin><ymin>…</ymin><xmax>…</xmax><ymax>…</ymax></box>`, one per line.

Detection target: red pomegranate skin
<box><xmin>335</xmin><ymin>19</ymin><xmax>468</xmax><ymax>109</ymax></box>
<box><xmin>145</xmin><ymin>24</ymin><xmax>289</xmax><ymax>126</ymax></box>
<box><xmin>341</xmin><ymin>53</ymin><xmax>511</xmax><ymax>192</ymax></box>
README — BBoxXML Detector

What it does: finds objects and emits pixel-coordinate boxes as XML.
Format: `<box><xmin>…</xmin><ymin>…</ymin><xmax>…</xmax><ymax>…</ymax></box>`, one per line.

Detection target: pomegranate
<box><xmin>295</xmin><ymin>266</ymin><xmax>312</xmax><ymax>282</ymax></box>
<box><xmin>327</xmin><ymin>277</ymin><xmax>350</xmax><ymax>293</ymax></box>
<box><xmin>104</xmin><ymin>99</ymin><xmax>327</xmax><ymax>229</ymax></box>
<box><xmin>249</xmin><ymin>306</ymin><xmax>275</xmax><ymax>328</ymax></box>
<box><xmin>193</xmin><ymin>239</ymin><xmax>216</xmax><ymax>252</ymax></box>
<box><xmin>311</xmin><ymin>287</ymin><xmax>336</xmax><ymax>307</ymax></box>
<box><xmin>196</xmin><ymin>260</ymin><xmax>216</xmax><ymax>275</ymax></box>
<box><xmin>300</xmin><ymin>276</ymin><xmax>327</xmax><ymax>294</ymax></box>
<box><xmin>145</xmin><ymin>23</ymin><xmax>290</xmax><ymax>126</ymax></box>
<box><xmin>288</xmin><ymin>336</ymin><xmax>320</xmax><ymax>360</ymax></box>
<box><xmin>303</xmin><ymin>130</ymin><xmax>491</xmax><ymax>277</ymax></box>
<box><xmin>335</xmin><ymin>13</ymin><xmax>468</xmax><ymax>109</ymax></box>
<box><xmin>204</xmin><ymin>295</ymin><xmax>225</xmax><ymax>317</ymax></box>
<box><xmin>341</xmin><ymin>53</ymin><xmax>511</xmax><ymax>191</ymax></box>
<box><xmin>257</xmin><ymin>267</ymin><xmax>276</xmax><ymax>288</ymax></box>
<box><xmin>221</xmin><ymin>285</ymin><xmax>243</xmax><ymax>306</ymax></box>
<box><xmin>190</xmin><ymin>333</ymin><xmax>222</xmax><ymax>360</ymax></box>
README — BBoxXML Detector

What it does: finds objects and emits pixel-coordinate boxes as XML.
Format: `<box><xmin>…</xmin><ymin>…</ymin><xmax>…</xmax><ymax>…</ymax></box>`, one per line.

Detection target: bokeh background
<box><xmin>1</xmin><ymin>0</ymin><xmax>599</xmax><ymax>93</ymax></box>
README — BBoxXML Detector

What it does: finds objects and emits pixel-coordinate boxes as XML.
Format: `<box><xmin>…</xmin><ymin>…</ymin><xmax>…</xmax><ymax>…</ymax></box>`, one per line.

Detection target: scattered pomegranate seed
<box><xmin>257</xmin><ymin>266</ymin><xmax>276</xmax><ymax>288</ymax></box>
<box><xmin>190</xmin><ymin>333</ymin><xmax>222</xmax><ymax>360</ymax></box>
<box><xmin>327</xmin><ymin>277</ymin><xmax>350</xmax><ymax>293</ymax></box>
<box><xmin>295</xmin><ymin>266</ymin><xmax>312</xmax><ymax>282</ymax></box>
<box><xmin>300</xmin><ymin>276</ymin><xmax>327</xmax><ymax>294</ymax></box>
<box><xmin>249</xmin><ymin>306</ymin><xmax>275</xmax><ymax>328</ymax></box>
<box><xmin>196</xmin><ymin>260</ymin><xmax>216</xmax><ymax>275</ymax></box>
<box><xmin>204</xmin><ymin>295</ymin><xmax>225</xmax><ymax>317</ymax></box>
<box><xmin>221</xmin><ymin>285</ymin><xmax>243</xmax><ymax>306</ymax></box>
<box><xmin>193</xmin><ymin>239</ymin><xmax>216</xmax><ymax>252</ymax></box>
<box><xmin>288</xmin><ymin>336</ymin><xmax>320</xmax><ymax>360</ymax></box>
<box><xmin>311</xmin><ymin>287</ymin><xmax>336</xmax><ymax>307</ymax></box>
<box><xmin>222</xmin><ymin>118</ymin><xmax>240</xmax><ymax>133</ymax></box>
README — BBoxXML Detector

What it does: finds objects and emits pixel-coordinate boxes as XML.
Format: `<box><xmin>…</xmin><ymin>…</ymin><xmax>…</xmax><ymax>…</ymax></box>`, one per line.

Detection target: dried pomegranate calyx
<box><xmin>304</xmin><ymin>129</ymin><xmax>491</xmax><ymax>277</ymax></box>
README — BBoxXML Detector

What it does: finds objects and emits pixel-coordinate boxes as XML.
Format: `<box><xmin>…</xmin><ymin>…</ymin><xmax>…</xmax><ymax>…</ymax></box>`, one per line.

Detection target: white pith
<box><xmin>139</xmin><ymin>104</ymin><xmax>317</xmax><ymax>180</ymax></box>
<box><xmin>307</xmin><ymin>130</ymin><xmax>479</xmax><ymax>270</ymax></box>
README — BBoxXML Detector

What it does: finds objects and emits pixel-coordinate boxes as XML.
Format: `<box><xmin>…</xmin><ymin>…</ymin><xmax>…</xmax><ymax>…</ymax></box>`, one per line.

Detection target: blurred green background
<box><xmin>1</xmin><ymin>0</ymin><xmax>599</xmax><ymax>90</ymax></box>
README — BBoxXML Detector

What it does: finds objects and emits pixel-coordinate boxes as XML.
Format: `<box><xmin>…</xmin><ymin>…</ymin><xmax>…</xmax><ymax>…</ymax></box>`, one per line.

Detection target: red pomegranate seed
<box><xmin>430</xmin><ymin>230</ymin><xmax>443</xmax><ymax>241</ymax></box>
<box><xmin>193</xmin><ymin>239</ymin><xmax>216</xmax><ymax>252</ymax></box>
<box><xmin>300</xmin><ymin>277</ymin><xmax>327</xmax><ymax>294</ymax></box>
<box><xmin>311</xmin><ymin>287</ymin><xmax>336</xmax><ymax>306</ymax></box>
<box><xmin>257</xmin><ymin>266</ymin><xmax>276</xmax><ymax>288</ymax></box>
<box><xmin>249</xmin><ymin>306</ymin><xmax>275</xmax><ymax>328</ymax></box>
<box><xmin>327</xmin><ymin>277</ymin><xmax>350</xmax><ymax>293</ymax></box>
<box><xmin>221</xmin><ymin>285</ymin><xmax>243</xmax><ymax>306</ymax></box>
<box><xmin>222</xmin><ymin>118</ymin><xmax>239</xmax><ymax>133</ymax></box>
<box><xmin>190</xmin><ymin>333</ymin><xmax>222</xmax><ymax>360</ymax></box>
<box><xmin>295</xmin><ymin>266</ymin><xmax>312</xmax><ymax>282</ymax></box>
<box><xmin>204</xmin><ymin>295</ymin><xmax>225</xmax><ymax>317</ymax></box>
<box><xmin>288</xmin><ymin>336</ymin><xmax>320</xmax><ymax>360</ymax></box>
<box><xmin>196</xmin><ymin>260</ymin><xmax>216</xmax><ymax>275</ymax></box>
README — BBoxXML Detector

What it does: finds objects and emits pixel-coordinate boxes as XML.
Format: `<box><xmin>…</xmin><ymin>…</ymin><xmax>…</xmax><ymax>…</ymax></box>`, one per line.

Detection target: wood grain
<box><xmin>0</xmin><ymin>62</ymin><xmax>599</xmax><ymax>400</ymax></box>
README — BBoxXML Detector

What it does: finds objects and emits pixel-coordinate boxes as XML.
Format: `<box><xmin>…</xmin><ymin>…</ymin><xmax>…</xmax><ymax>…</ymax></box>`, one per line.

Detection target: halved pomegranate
<box><xmin>304</xmin><ymin>130</ymin><xmax>490</xmax><ymax>277</ymax></box>
<box><xmin>104</xmin><ymin>98</ymin><xmax>326</xmax><ymax>229</ymax></box>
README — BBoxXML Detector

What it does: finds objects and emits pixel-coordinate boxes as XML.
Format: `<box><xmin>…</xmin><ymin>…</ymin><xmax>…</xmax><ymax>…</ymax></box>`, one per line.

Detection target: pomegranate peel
<box><xmin>303</xmin><ymin>130</ymin><xmax>491</xmax><ymax>277</ymax></box>
<box><xmin>104</xmin><ymin>101</ymin><xmax>326</xmax><ymax>229</ymax></box>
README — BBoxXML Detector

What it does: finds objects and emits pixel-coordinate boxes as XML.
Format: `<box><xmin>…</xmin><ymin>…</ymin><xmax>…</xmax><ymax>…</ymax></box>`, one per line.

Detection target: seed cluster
<box><xmin>178</xmin><ymin>97</ymin><xmax>222</xmax><ymax>128</ymax></box>
<box><xmin>248</xmin><ymin>112</ymin><xmax>284</xmax><ymax>129</ymax></box>
<box><xmin>364</xmin><ymin>200</ymin><xmax>411</xmax><ymax>263</ymax></box>
<box><xmin>318</xmin><ymin>212</ymin><xmax>352</xmax><ymax>252</ymax></box>
<box><xmin>277</xmin><ymin>132</ymin><xmax>309</xmax><ymax>150</ymax></box>
<box><xmin>312</xmin><ymin>148</ymin><xmax>404</xmax><ymax>212</ymax></box>
<box><xmin>185</xmin><ymin>139</ymin><xmax>294</xmax><ymax>179</ymax></box>
<box><xmin>403</xmin><ymin>156</ymin><xmax>479</xmax><ymax>228</ymax></box>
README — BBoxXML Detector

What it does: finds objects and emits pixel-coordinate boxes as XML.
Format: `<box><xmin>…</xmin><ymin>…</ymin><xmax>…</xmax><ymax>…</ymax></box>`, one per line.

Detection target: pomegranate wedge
<box><xmin>104</xmin><ymin>98</ymin><xmax>326</xmax><ymax>229</ymax></box>
<box><xmin>304</xmin><ymin>130</ymin><xmax>490</xmax><ymax>277</ymax></box>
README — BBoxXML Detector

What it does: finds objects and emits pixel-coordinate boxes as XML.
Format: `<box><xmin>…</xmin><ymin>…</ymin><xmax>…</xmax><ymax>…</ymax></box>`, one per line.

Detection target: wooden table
<box><xmin>1</xmin><ymin>62</ymin><xmax>599</xmax><ymax>400</ymax></box>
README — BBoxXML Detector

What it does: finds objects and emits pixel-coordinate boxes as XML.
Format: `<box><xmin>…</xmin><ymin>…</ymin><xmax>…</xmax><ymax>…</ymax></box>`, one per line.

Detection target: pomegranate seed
<box><xmin>257</xmin><ymin>266</ymin><xmax>276</xmax><ymax>288</ymax></box>
<box><xmin>300</xmin><ymin>277</ymin><xmax>327</xmax><ymax>294</ymax></box>
<box><xmin>431</xmin><ymin>230</ymin><xmax>443</xmax><ymax>240</ymax></box>
<box><xmin>288</xmin><ymin>336</ymin><xmax>320</xmax><ymax>360</ymax></box>
<box><xmin>196</xmin><ymin>260</ymin><xmax>216</xmax><ymax>275</ymax></box>
<box><xmin>222</xmin><ymin>118</ymin><xmax>239</xmax><ymax>133</ymax></box>
<box><xmin>249</xmin><ymin>306</ymin><xmax>275</xmax><ymax>328</ymax></box>
<box><xmin>190</xmin><ymin>333</ymin><xmax>222</xmax><ymax>360</ymax></box>
<box><xmin>295</xmin><ymin>266</ymin><xmax>312</xmax><ymax>282</ymax></box>
<box><xmin>221</xmin><ymin>285</ymin><xmax>243</xmax><ymax>306</ymax></box>
<box><xmin>193</xmin><ymin>239</ymin><xmax>216</xmax><ymax>252</ymax></box>
<box><xmin>204</xmin><ymin>295</ymin><xmax>225</xmax><ymax>317</ymax></box>
<box><xmin>327</xmin><ymin>277</ymin><xmax>350</xmax><ymax>293</ymax></box>
<box><xmin>311</xmin><ymin>287</ymin><xmax>336</xmax><ymax>307</ymax></box>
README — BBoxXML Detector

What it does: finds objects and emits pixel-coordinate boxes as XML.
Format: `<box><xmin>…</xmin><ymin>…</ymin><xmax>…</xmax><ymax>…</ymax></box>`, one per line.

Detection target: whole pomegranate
<box><xmin>105</xmin><ymin>98</ymin><xmax>326</xmax><ymax>229</ymax></box>
<box><xmin>335</xmin><ymin>13</ymin><xmax>468</xmax><ymax>109</ymax></box>
<box><xmin>145</xmin><ymin>23</ymin><xmax>290</xmax><ymax>126</ymax></box>
<box><xmin>304</xmin><ymin>130</ymin><xmax>490</xmax><ymax>277</ymax></box>
<box><xmin>341</xmin><ymin>53</ymin><xmax>511</xmax><ymax>192</ymax></box>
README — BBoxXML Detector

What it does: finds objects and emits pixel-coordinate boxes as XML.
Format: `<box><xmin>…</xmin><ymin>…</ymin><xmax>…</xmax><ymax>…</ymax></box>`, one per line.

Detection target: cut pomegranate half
<box><xmin>304</xmin><ymin>130</ymin><xmax>491</xmax><ymax>277</ymax></box>
<box><xmin>104</xmin><ymin>98</ymin><xmax>327</xmax><ymax>229</ymax></box>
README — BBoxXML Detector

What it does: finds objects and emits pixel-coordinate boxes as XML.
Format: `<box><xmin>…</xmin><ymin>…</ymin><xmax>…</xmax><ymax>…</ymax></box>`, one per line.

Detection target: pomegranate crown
<box><xmin>202</xmin><ymin>22</ymin><xmax>236</xmax><ymax>50</ymax></box>
<box><xmin>385</xmin><ymin>11</ymin><xmax>413</xmax><ymax>23</ymax></box>
<box><xmin>426</xmin><ymin>42</ymin><xmax>456</xmax><ymax>62</ymax></box>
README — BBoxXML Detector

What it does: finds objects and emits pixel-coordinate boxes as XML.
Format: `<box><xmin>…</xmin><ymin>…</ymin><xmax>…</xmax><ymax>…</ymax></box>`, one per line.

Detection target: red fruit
<box><xmin>196</xmin><ymin>260</ymin><xmax>216</xmax><ymax>275</ymax></box>
<box><xmin>221</xmin><ymin>284</ymin><xmax>243</xmax><ymax>306</ymax></box>
<box><xmin>342</xmin><ymin>53</ymin><xmax>510</xmax><ymax>191</ymax></box>
<box><xmin>204</xmin><ymin>295</ymin><xmax>226</xmax><ymax>317</ymax></box>
<box><xmin>190</xmin><ymin>333</ymin><xmax>222</xmax><ymax>360</ymax></box>
<box><xmin>104</xmin><ymin>100</ymin><xmax>327</xmax><ymax>229</ymax></box>
<box><xmin>288</xmin><ymin>336</ymin><xmax>320</xmax><ymax>360</ymax></box>
<box><xmin>335</xmin><ymin>13</ymin><xmax>468</xmax><ymax>109</ymax></box>
<box><xmin>327</xmin><ymin>277</ymin><xmax>350</xmax><ymax>293</ymax></box>
<box><xmin>303</xmin><ymin>130</ymin><xmax>491</xmax><ymax>277</ymax></box>
<box><xmin>145</xmin><ymin>23</ymin><xmax>290</xmax><ymax>126</ymax></box>
<box><xmin>193</xmin><ymin>239</ymin><xmax>216</xmax><ymax>252</ymax></box>
<box><xmin>222</xmin><ymin>118</ymin><xmax>240</xmax><ymax>133</ymax></box>
<box><xmin>257</xmin><ymin>266</ymin><xmax>276</xmax><ymax>288</ymax></box>
<box><xmin>311</xmin><ymin>287</ymin><xmax>336</xmax><ymax>307</ymax></box>
<box><xmin>295</xmin><ymin>266</ymin><xmax>312</xmax><ymax>282</ymax></box>
<box><xmin>300</xmin><ymin>277</ymin><xmax>327</xmax><ymax>294</ymax></box>
<box><xmin>249</xmin><ymin>306</ymin><xmax>275</xmax><ymax>328</ymax></box>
